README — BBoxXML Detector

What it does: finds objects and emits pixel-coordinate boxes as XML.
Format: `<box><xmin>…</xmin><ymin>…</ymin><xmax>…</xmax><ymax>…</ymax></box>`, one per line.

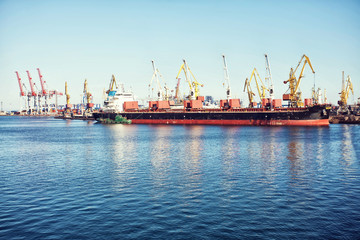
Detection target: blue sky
<box><xmin>0</xmin><ymin>0</ymin><xmax>359</xmax><ymax>110</ymax></box>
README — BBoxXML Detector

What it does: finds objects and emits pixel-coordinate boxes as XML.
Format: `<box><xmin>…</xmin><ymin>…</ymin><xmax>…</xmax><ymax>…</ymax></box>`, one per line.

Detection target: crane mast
<box><xmin>150</xmin><ymin>60</ymin><xmax>164</xmax><ymax>100</ymax></box>
<box><xmin>175</xmin><ymin>59</ymin><xmax>203</xmax><ymax>100</ymax></box>
<box><xmin>338</xmin><ymin>72</ymin><xmax>353</xmax><ymax>107</ymax></box>
<box><xmin>249</xmin><ymin>68</ymin><xmax>268</xmax><ymax>101</ymax></box>
<box><xmin>65</xmin><ymin>81</ymin><xmax>72</xmax><ymax>114</ymax></box>
<box><xmin>283</xmin><ymin>54</ymin><xmax>315</xmax><ymax>107</ymax></box>
<box><xmin>222</xmin><ymin>55</ymin><xmax>231</xmax><ymax>100</ymax></box>
<box><xmin>26</xmin><ymin>70</ymin><xmax>38</xmax><ymax>113</ymax></box>
<box><xmin>264</xmin><ymin>54</ymin><xmax>274</xmax><ymax>101</ymax></box>
<box><xmin>175</xmin><ymin>78</ymin><xmax>181</xmax><ymax>102</ymax></box>
<box><xmin>15</xmin><ymin>71</ymin><xmax>30</xmax><ymax>113</ymax></box>
<box><xmin>37</xmin><ymin>68</ymin><xmax>49</xmax><ymax>113</ymax></box>
<box><xmin>15</xmin><ymin>71</ymin><xmax>26</xmax><ymax>97</ymax></box>
<box><xmin>107</xmin><ymin>75</ymin><xmax>118</xmax><ymax>94</ymax></box>
<box><xmin>243</xmin><ymin>77</ymin><xmax>255</xmax><ymax>107</ymax></box>
<box><xmin>83</xmin><ymin>79</ymin><xmax>93</xmax><ymax>113</ymax></box>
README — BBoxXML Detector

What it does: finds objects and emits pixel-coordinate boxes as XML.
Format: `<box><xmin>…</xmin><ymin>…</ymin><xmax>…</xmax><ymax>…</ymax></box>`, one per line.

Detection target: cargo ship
<box><xmin>93</xmin><ymin>105</ymin><xmax>330</xmax><ymax>126</ymax></box>
<box><xmin>93</xmin><ymin>56</ymin><xmax>330</xmax><ymax>126</ymax></box>
<box><xmin>93</xmin><ymin>86</ymin><xmax>330</xmax><ymax>126</ymax></box>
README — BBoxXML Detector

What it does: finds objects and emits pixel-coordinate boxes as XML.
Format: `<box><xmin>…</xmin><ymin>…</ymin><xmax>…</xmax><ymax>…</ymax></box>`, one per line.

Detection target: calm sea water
<box><xmin>0</xmin><ymin>116</ymin><xmax>359</xmax><ymax>240</ymax></box>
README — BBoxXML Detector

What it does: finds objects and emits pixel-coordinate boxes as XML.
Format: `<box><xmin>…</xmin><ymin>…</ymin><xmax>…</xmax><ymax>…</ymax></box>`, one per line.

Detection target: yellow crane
<box><xmin>65</xmin><ymin>81</ymin><xmax>71</xmax><ymax>113</ymax></box>
<box><xmin>83</xmin><ymin>79</ymin><xmax>93</xmax><ymax>112</ymax></box>
<box><xmin>176</xmin><ymin>60</ymin><xmax>203</xmax><ymax>100</ymax></box>
<box><xmin>243</xmin><ymin>77</ymin><xmax>255</xmax><ymax>107</ymax></box>
<box><xmin>283</xmin><ymin>54</ymin><xmax>315</xmax><ymax>107</ymax></box>
<box><xmin>106</xmin><ymin>75</ymin><xmax>118</xmax><ymax>94</ymax></box>
<box><xmin>338</xmin><ymin>72</ymin><xmax>354</xmax><ymax>107</ymax></box>
<box><xmin>243</xmin><ymin>68</ymin><xmax>268</xmax><ymax>107</ymax></box>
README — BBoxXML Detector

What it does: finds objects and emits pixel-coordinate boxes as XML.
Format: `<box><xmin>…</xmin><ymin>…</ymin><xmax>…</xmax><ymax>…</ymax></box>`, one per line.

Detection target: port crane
<box><xmin>83</xmin><ymin>79</ymin><xmax>93</xmax><ymax>113</ymax></box>
<box><xmin>283</xmin><ymin>54</ymin><xmax>315</xmax><ymax>107</ymax></box>
<box><xmin>26</xmin><ymin>70</ymin><xmax>40</xmax><ymax>114</ymax></box>
<box><xmin>15</xmin><ymin>71</ymin><xmax>30</xmax><ymax>113</ymax></box>
<box><xmin>176</xmin><ymin>59</ymin><xmax>203</xmax><ymax>100</ymax></box>
<box><xmin>243</xmin><ymin>77</ymin><xmax>256</xmax><ymax>107</ymax></box>
<box><xmin>243</xmin><ymin>68</ymin><xmax>268</xmax><ymax>107</ymax></box>
<box><xmin>175</xmin><ymin>78</ymin><xmax>182</xmax><ymax>102</ymax></box>
<box><xmin>338</xmin><ymin>71</ymin><xmax>354</xmax><ymax>113</ymax></box>
<box><xmin>149</xmin><ymin>60</ymin><xmax>165</xmax><ymax>100</ymax></box>
<box><xmin>312</xmin><ymin>87</ymin><xmax>322</xmax><ymax>105</ymax></box>
<box><xmin>37</xmin><ymin>68</ymin><xmax>49</xmax><ymax>112</ymax></box>
<box><xmin>106</xmin><ymin>75</ymin><xmax>118</xmax><ymax>95</ymax></box>
<box><xmin>222</xmin><ymin>55</ymin><xmax>231</xmax><ymax>100</ymax></box>
<box><xmin>264</xmin><ymin>54</ymin><xmax>274</xmax><ymax>103</ymax></box>
<box><xmin>65</xmin><ymin>81</ymin><xmax>72</xmax><ymax>114</ymax></box>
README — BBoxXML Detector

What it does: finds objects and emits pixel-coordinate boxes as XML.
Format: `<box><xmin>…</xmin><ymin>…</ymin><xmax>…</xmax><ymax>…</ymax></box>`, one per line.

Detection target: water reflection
<box><xmin>149</xmin><ymin>126</ymin><xmax>172</xmax><ymax>191</ymax></box>
<box><xmin>340</xmin><ymin>125</ymin><xmax>355</xmax><ymax>166</ymax></box>
<box><xmin>286</xmin><ymin>128</ymin><xmax>305</xmax><ymax>185</ymax></box>
<box><xmin>106</xmin><ymin>125</ymin><xmax>139</xmax><ymax>192</ymax></box>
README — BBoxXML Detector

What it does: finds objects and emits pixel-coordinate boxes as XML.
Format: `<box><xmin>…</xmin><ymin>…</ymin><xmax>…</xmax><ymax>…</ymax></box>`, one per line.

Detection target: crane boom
<box><xmin>26</xmin><ymin>71</ymin><xmax>37</xmax><ymax>96</ymax></box>
<box><xmin>243</xmin><ymin>77</ymin><xmax>255</xmax><ymax>107</ymax></box>
<box><xmin>339</xmin><ymin>74</ymin><xmax>354</xmax><ymax>106</ymax></box>
<box><xmin>65</xmin><ymin>81</ymin><xmax>70</xmax><ymax>105</ymax></box>
<box><xmin>175</xmin><ymin>78</ymin><xmax>181</xmax><ymax>101</ymax></box>
<box><xmin>37</xmin><ymin>68</ymin><xmax>47</xmax><ymax>95</ymax></box>
<box><xmin>176</xmin><ymin>61</ymin><xmax>194</xmax><ymax>100</ymax></box>
<box><xmin>222</xmin><ymin>55</ymin><xmax>231</xmax><ymax>100</ymax></box>
<box><xmin>176</xmin><ymin>60</ymin><xmax>203</xmax><ymax>100</ymax></box>
<box><xmin>248</xmin><ymin>68</ymin><xmax>268</xmax><ymax>101</ymax></box>
<box><xmin>264</xmin><ymin>54</ymin><xmax>274</xmax><ymax>100</ymax></box>
<box><xmin>150</xmin><ymin>60</ymin><xmax>164</xmax><ymax>100</ymax></box>
<box><xmin>84</xmin><ymin>79</ymin><xmax>91</xmax><ymax>104</ymax></box>
<box><xmin>15</xmin><ymin>71</ymin><xmax>26</xmax><ymax>96</ymax></box>
<box><xmin>283</xmin><ymin>54</ymin><xmax>315</xmax><ymax>107</ymax></box>
<box><xmin>107</xmin><ymin>75</ymin><xmax>118</xmax><ymax>94</ymax></box>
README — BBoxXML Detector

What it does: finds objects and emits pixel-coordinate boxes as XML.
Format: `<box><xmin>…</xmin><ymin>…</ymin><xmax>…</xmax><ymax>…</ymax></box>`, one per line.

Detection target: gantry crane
<box><xmin>338</xmin><ymin>71</ymin><xmax>354</xmax><ymax>112</ymax></box>
<box><xmin>149</xmin><ymin>60</ymin><xmax>165</xmax><ymax>100</ymax></box>
<box><xmin>222</xmin><ymin>55</ymin><xmax>231</xmax><ymax>100</ymax></box>
<box><xmin>176</xmin><ymin>60</ymin><xmax>203</xmax><ymax>100</ymax></box>
<box><xmin>15</xmin><ymin>71</ymin><xmax>30</xmax><ymax>113</ymax></box>
<box><xmin>37</xmin><ymin>68</ymin><xmax>49</xmax><ymax>112</ymax></box>
<box><xmin>26</xmin><ymin>70</ymin><xmax>39</xmax><ymax>113</ymax></box>
<box><xmin>283</xmin><ymin>54</ymin><xmax>315</xmax><ymax>107</ymax></box>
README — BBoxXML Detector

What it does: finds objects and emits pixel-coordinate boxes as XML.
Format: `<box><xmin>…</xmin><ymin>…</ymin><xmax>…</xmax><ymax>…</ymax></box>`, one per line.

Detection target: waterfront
<box><xmin>0</xmin><ymin>116</ymin><xmax>359</xmax><ymax>239</ymax></box>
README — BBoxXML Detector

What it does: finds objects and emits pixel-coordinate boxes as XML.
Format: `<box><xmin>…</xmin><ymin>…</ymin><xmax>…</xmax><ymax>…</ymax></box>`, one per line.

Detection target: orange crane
<box><xmin>37</xmin><ymin>68</ymin><xmax>49</xmax><ymax>112</ymax></box>
<box><xmin>26</xmin><ymin>70</ymin><xmax>39</xmax><ymax>113</ymax></box>
<box><xmin>15</xmin><ymin>71</ymin><xmax>30</xmax><ymax>113</ymax></box>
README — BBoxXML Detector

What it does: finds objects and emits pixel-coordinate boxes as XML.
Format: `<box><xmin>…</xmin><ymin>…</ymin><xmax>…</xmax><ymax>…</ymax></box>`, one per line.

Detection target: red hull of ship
<box><xmin>131</xmin><ymin>118</ymin><xmax>329</xmax><ymax>126</ymax></box>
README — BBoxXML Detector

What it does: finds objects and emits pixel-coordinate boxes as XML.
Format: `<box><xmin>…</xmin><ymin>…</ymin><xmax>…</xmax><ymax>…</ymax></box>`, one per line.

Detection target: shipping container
<box><xmin>197</xmin><ymin>96</ymin><xmax>205</xmax><ymax>102</ymax></box>
<box><xmin>124</xmin><ymin>101</ymin><xmax>139</xmax><ymax>110</ymax></box>
<box><xmin>190</xmin><ymin>100</ymin><xmax>203</xmax><ymax>109</ymax></box>
<box><xmin>304</xmin><ymin>98</ymin><xmax>313</xmax><ymax>107</ymax></box>
<box><xmin>283</xmin><ymin>94</ymin><xmax>291</xmax><ymax>100</ymax></box>
<box><xmin>220</xmin><ymin>100</ymin><xmax>229</xmax><ymax>108</ymax></box>
<box><xmin>229</xmin><ymin>99</ymin><xmax>241</xmax><ymax>108</ymax></box>
<box><xmin>272</xmin><ymin>99</ymin><xmax>282</xmax><ymax>108</ymax></box>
